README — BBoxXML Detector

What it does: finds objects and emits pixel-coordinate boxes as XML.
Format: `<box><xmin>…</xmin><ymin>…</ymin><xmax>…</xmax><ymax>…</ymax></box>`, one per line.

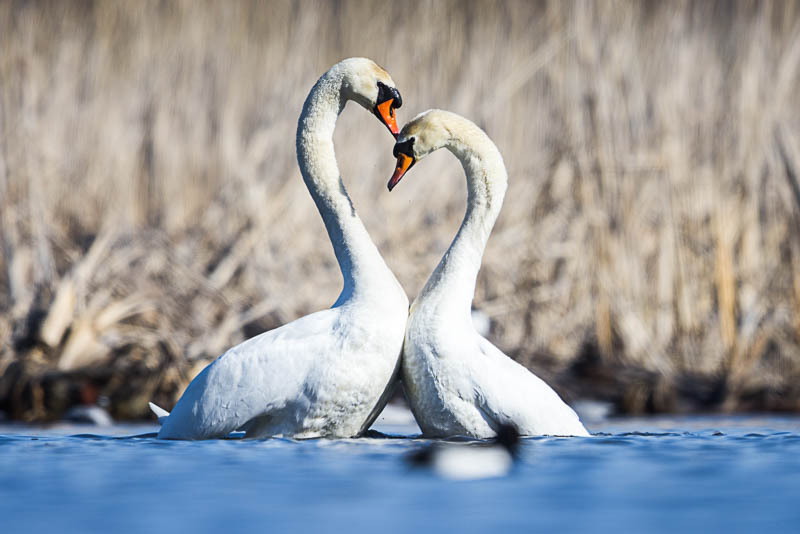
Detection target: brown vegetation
<box><xmin>1</xmin><ymin>0</ymin><xmax>800</xmax><ymax>421</ymax></box>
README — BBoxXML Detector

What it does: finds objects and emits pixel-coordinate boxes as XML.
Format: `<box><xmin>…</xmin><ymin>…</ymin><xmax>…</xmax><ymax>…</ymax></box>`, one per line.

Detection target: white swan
<box><xmin>387</xmin><ymin>110</ymin><xmax>589</xmax><ymax>438</ymax></box>
<box><xmin>152</xmin><ymin>58</ymin><xmax>409</xmax><ymax>439</ymax></box>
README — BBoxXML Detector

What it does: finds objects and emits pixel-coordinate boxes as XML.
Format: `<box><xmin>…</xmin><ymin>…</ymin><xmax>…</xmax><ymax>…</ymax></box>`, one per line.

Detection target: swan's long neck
<box><xmin>296</xmin><ymin>68</ymin><xmax>395</xmax><ymax>306</ymax></box>
<box><xmin>416</xmin><ymin>129</ymin><xmax>508</xmax><ymax>322</ymax></box>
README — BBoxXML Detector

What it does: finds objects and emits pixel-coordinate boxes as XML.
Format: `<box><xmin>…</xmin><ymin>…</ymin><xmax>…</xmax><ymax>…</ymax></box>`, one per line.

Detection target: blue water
<box><xmin>1</xmin><ymin>413</ymin><xmax>799</xmax><ymax>533</ymax></box>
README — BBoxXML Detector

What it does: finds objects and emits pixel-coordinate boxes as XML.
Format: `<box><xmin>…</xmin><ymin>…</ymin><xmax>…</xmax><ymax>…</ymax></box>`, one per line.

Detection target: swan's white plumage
<box><xmin>155</xmin><ymin>58</ymin><xmax>408</xmax><ymax>440</ymax></box>
<box><xmin>148</xmin><ymin>402</ymin><xmax>169</xmax><ymax>425</ymax></box>
<box><xmin>396</xmin><ymin>110</ymin><xmax>589</xmax><ymax>438</ymax></box>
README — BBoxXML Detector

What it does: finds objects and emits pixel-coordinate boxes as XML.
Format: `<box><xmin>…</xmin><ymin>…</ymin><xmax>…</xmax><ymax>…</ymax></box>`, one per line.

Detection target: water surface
<box><xmin>1</xmin><ymin>413</ymin><xmax>798</xmax><ymax>533</ymax></box>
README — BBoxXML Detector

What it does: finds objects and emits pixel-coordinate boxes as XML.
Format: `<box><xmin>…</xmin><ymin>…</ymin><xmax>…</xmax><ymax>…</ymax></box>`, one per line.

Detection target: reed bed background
<box><xmin>1</xmin><ymin>0</ymin><xmax>800</xmax><ymax>421</ymax></box>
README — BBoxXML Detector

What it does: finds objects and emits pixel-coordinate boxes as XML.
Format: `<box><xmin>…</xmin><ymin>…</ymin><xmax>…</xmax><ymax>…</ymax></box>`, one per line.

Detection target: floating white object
<box><xmin>429</xmin><ymin>444</ymin><xmax>514</xmax><ymax>480</ymax></box>
<box><xmin>408</xmin><ymin>424</ymin><xmax>521</xmax><ymax>480</ymax></box>
<box><xmin>64</xmin><ymin>405</ymin><xmax>114</xmax><ymax>427</ymax></box>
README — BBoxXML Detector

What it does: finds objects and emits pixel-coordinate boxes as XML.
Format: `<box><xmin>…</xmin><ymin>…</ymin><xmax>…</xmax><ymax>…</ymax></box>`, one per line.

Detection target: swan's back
<box><xmin>158</xmin><ymin>305</ymin><xmax>397</xmax><ymax>439</ymax></box>
<box><xmin>474</xmin><ymin>336</ymin><xmax>590</xmax><ymax>437</ymax></box>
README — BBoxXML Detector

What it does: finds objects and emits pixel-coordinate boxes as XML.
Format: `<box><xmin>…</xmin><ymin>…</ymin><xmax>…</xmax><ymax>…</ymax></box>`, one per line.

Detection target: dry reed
<box><xmin>1</xmin><ymin>0</ymin><xmax>800</xmax><ymax>420</ymax></box>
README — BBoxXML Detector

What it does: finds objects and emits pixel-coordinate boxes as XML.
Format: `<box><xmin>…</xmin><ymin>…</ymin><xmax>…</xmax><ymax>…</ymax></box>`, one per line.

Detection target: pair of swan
<box><xmin>151</xmin><ymin>58</ymin><xmax>589</xmax><ymax>440</ymax></box>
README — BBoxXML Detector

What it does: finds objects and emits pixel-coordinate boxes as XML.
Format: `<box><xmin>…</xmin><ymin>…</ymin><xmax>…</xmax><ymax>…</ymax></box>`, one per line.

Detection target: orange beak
<box><xmin>375</xmin><ymin>99</ymin><xmax>399</xmax><ymax>137</ymax></box>
<box><xmin>388</xmin><ymin>153</ymin><xmax>415</xmax><ymax>191</ymax></box>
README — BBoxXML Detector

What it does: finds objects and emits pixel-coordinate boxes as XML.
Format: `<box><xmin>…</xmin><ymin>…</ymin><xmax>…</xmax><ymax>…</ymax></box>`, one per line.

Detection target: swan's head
<box><xmin>339</xmin><ymin>57</ymin><xmax>403</xmax><ymax>138</ymax></box>
<box><xmin>388</xmin><ymin>110</ymin><xmax>452</xmax><ymax>191</ymax></box>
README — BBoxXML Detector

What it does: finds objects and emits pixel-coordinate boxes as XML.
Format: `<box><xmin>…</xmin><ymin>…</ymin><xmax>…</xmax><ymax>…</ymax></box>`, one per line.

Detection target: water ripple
<box><xmin>0</xmin><ymin>416</ymin><xmax>798</xmax><ymax>533</ymax></box>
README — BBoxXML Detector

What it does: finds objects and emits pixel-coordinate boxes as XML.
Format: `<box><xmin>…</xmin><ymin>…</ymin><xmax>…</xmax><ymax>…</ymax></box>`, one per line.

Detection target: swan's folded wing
<box><xmin>474</xmin><ymin>335</ymin><xmax>588</xmax><ymax>437</ymax></box>
<box><xmin>158</xmin><ymin>307</ymin><xmax>344</xmax><ymax>439</ymax></box>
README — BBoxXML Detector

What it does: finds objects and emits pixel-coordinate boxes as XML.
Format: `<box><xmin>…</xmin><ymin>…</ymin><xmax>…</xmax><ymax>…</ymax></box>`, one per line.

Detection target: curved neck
<box><xmin>296</xmin><ymin>68</ymin><xmax>393</xmax><ymax>305</ymax></box>
<box><xmin>416</xmin><ymin>131</ymin><xmax>508</xmax><ymax>320</ymax></box>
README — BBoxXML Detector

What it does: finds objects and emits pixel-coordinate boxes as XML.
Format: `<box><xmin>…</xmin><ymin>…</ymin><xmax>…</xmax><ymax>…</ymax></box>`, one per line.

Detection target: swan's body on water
<box><xmin>152</xmin><ymin>58</ymin><xmax>409</xmax><ymax>439</ymax></box>
<box><xmin>388</xmin><ymin>110</ymin><xmax>589</xmax><ymax>438</ymax></box>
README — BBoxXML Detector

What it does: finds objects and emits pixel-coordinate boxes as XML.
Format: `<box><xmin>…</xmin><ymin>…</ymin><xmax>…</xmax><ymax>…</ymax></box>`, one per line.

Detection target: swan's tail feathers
<box><xmin>148</xmin><ymin>402</ymin><xmax>170</xmax><ymax>425</ymax></box>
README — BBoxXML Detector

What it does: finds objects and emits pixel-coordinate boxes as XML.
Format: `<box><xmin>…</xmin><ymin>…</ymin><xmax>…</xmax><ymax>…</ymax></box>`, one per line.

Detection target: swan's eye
<box><xmin>376</xmin><ymin>81</ymin><xmax>401</xmax><ymax>108</ymax></box>
<box><xmin>390</xmin><ymin>87</ymin><xmax>402</xmax><ymax>109</ymax></box>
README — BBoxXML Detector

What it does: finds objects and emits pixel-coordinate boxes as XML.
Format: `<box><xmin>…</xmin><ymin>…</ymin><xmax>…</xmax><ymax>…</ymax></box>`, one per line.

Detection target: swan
<box><xmin>387</xmin><ymin>110</ymin><xmax>590</xmax><ymax>438</ymax></box>
<box><xmin>151</xmin><ymin>58</ymin><xmax>409</xmax><ymax>439</ymax></box>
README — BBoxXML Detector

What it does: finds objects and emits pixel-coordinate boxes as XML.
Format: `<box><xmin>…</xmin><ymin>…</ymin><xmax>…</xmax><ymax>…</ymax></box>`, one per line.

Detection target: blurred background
<box><xmin>0</xmin><ymin>0</ymin><xmax>799</xmax><ymax>422</ymax></box>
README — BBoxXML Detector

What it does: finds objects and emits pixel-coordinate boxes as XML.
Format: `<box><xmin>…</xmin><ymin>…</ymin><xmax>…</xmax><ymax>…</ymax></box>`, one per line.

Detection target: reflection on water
<box><xmin>1</xmin><ymin>415</ymin><xmax>799</xmax><ymax>533</ymax></box>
